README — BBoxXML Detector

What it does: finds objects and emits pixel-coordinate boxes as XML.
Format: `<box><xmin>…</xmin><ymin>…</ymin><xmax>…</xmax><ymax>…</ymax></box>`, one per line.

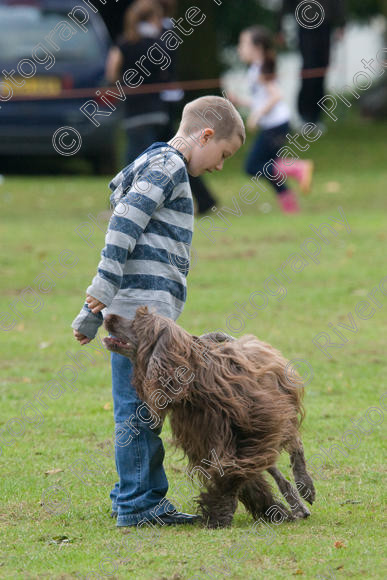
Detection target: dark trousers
<box><xmin>298</xmin><ymin>23</ymin><xmax>331</xmax><ymax>123</ymax></box>
<box><xmin>245</xmin><ymin>122</ymin><xmax>289</xmax><ymax>195</ymax></box>
<box><xmin>125</xmin><ymin>124</ymin><xmax>164</xmax><ymax>165</ymax></box>
<box><xmin>158</xmin><ymin>102</ymin><xmax>217</xmax><ymax>214</ymax></box>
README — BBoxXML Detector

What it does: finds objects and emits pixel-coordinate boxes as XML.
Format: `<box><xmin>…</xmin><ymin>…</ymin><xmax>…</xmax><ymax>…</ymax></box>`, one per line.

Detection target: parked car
<box><xmin>0</xmin><ymin>0</ymin><xmax>121</xmax><ymax>173</ymax></box>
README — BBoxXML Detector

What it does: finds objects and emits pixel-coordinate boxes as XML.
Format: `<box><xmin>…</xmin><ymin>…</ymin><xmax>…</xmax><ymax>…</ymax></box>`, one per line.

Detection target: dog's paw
<box><xmin>205</xmin><ymin>519</ymin><xmax>232</xmax><ymax>529</ymax></box>
<box><xmin>264</xmin><ymin>503</ymin><xmax>295</xmax><ymax>523</ymax></box>
<box><xmin>292</xmin><ymin>503</ymin><xmax>311</xmax><ymax>519</ymax></box>
<box><xmin>294</xmin><ymin>473</ymin><xmax>316</xmax><ymax>505</ymax></box>
<box><xmin>299</xmin><ymin>475</ymin><xmax>316</xmax><ymax>505</ymax></box>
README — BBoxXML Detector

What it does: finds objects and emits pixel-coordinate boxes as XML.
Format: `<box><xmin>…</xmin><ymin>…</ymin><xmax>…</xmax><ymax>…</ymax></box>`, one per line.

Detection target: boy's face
<box><xmin>238</xmin><ymin>31</ymin><xmax>263</xmax><ymax>65</ymax></box>
<box><xmin>187</xmin><ymin>129</ymin><xmax>242</xmax><ymax>177</ymax></box>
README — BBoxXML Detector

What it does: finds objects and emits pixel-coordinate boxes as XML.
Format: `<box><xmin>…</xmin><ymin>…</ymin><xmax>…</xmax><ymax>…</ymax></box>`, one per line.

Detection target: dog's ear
<box><xmin>144</xmin><ymin>327</ymin><xmax>194</xmax><ymax>403</ymax></box>
<box><xmin>145</xmin><ymin>328</ymin><xmax>169</xmax><ymax>384</ymax></box>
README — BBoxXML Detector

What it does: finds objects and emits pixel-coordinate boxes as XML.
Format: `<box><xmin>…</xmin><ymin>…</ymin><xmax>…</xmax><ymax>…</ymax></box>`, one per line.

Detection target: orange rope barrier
<box><xmin>4</xmin><ymin>78</ymin><xmax>221</xmax><ymax>102</ymax></box>
<box><xmin>2</xmin><ymin>67</ymin><xmax>329</xmax><ymax>103</ymax></box>
<box><xmin>300</xmin><ymin>66</ymin><xmax>329</xmax><ymax>79</ymax></box>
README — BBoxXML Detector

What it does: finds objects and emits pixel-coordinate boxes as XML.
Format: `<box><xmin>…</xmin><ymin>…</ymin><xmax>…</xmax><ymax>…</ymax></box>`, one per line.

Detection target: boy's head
<box><xmin>176</xmin><ymin>95</ymin><xmax>245</xmax><ymax>177</ymax></box>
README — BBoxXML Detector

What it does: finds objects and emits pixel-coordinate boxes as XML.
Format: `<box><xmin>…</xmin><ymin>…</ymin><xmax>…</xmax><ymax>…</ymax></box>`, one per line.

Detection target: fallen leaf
<box><xmin>103</xmin><ymin>402</ymin><xmax>112</xmax><ymax>410</ymax></box>
<box><xmin>324</xmin><ymin>181</ymin><xmax>341</xmax><ymax>193</ymax></box>
<box><xmin>39</xmin><ymin>342</ymin><xmax>51</xmax><ymax>350</ymax></box>
<box><xmin>334</xmin><ymin>541</ymin><xmax>346</xmax><ymax>548</ymax></box>
<box><xmin>22</xmin><ymin>377</ymin><xmax>31</xmax><ymax>383</ymax></box>
<box><xmin>44</xmin><ymin>468</ymin><xmax>63</xmax><ymax>476</ymax></box>
<box><xmin>48</xmin><ymin>535</ymin><xmax>72</xmax><ymax>545</ymax></box>
<box><xmin>294</xmin><ymin>570</ymin><xmax>304</xmax><ymax>575</ymax></box>
<box><xmin>15</xmin><ymin>323</ymin><xmax>25</xmax><ymax>332</ymax></box>
<box><xmin>259</xmin><ymin>202</ymin><xmax>272</xmax><ymax>214</ymax></box>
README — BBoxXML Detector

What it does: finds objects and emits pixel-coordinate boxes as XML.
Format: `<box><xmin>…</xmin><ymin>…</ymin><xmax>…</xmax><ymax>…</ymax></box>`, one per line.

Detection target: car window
<box><xmin>0</xmin><ymin>6</ymin><xmax>104</xmax><ymax>62</ymax></box>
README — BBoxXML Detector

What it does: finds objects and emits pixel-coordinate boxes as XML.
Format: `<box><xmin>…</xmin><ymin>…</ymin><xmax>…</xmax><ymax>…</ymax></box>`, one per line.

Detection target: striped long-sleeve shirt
<box><xmin>71</xmin><ymin>142</ymin><xmax>194</xmax><ymax>339</ymax></box>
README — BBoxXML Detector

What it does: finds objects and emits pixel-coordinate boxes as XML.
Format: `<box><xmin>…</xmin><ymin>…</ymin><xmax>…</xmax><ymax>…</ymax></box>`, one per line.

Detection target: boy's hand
<box><xmin>73</xmin><ymin>329</ymin><xmax>92</xmax><ymax>345</ymax></box>
<box><xmin>86</xmin><ymin>294</ymin><xmax>106</xmax><ymax>314</ymax></box>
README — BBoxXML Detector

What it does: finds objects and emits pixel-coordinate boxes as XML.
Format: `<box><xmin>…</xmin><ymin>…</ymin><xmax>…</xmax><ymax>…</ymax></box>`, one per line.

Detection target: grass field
<box><xmin>1</xmin><ymin>113</ymin><xmax>386</xmax><ymax>579</ymax></box>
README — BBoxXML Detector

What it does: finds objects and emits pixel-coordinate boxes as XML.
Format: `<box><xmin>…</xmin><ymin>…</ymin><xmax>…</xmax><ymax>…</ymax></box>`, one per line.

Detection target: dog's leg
<box><xmin>267</xmin><ymin>466</ymin><xmax>310</xmax><ymax>519</ymax></box>
<box><xmin>197</xmin><ymin>476</ymin><xmax>239</xmax><ymax>529</ymax></box>
<box><xmin>238</xmin><ymin>474</ymin><xmax>294</xmax><ymax>523</ymax></box>
<box><xmin>289</xmin><ymin>440</ymin><xmax>316</xmax><ymax>504</ymax></box>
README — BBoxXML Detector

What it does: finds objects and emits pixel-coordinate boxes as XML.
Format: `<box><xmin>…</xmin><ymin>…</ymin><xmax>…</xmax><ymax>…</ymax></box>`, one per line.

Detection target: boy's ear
<box><xmin>197</xmin><ymin>128</ymin><xmax>214</xmax><ymax>145</ymax></box>
<box><xmin>203</xmin><ymin>128</ymin><xmax>215</xmax><ymax>140</ymax></box>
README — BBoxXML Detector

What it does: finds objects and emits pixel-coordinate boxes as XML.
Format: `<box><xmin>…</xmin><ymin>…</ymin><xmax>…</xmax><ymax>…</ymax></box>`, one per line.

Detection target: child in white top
<box><xmin>229</xmin><ymin>26</ymin><xmax>314</xmax><ymax>213</ymax></box>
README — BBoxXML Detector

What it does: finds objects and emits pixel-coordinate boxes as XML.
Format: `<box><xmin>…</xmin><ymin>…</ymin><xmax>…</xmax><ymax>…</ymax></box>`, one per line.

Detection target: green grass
<box><xmin>1</xmin><ymin>113</ymin><xmax>386</xmax><ymax>579</ymax></box>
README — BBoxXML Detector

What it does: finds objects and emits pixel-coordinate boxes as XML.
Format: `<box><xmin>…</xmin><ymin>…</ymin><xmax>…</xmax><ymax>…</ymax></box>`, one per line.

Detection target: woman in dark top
<box><xmin>106</xmin><ymin>0</ymin><xmax>218</xmax><ymax>214</ymax></box>
<box><xmin>105</xmin><ymin>0</ymin><xmax>169</xmax><ymax>163</ymax></box>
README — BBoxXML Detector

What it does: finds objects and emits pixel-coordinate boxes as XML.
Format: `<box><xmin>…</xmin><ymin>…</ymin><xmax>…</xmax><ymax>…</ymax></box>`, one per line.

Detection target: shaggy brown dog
<box><xmin>103</xmin><ymin>307</ymin><xmax>315</xmax><ymax>528</ymax></box>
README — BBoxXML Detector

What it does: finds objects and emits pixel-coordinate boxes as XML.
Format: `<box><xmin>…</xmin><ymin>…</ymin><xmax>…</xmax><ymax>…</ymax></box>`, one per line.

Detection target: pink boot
<box><xmin>278</xmin><ymin>191</ymin><xmax>300</xmax><ymax>214</ymax></box>
<box><xmin>276</xmin><ymin>159</ymin><xmax>314</xmax><ymax>195</ymax></box>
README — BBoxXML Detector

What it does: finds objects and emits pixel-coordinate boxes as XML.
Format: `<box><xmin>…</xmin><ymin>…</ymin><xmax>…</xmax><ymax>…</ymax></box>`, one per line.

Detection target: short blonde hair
<box><xmin>179</xmin><ymin>95</ymin><xmax>246</xmax><ymax>145</ymax></box>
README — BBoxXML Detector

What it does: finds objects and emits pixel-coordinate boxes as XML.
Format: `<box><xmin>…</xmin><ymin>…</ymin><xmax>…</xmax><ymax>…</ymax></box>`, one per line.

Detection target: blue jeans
<box><xmin>109</xmin><ymin>351</ymin><xmax>176</xmax><ymax>526</ymax></box>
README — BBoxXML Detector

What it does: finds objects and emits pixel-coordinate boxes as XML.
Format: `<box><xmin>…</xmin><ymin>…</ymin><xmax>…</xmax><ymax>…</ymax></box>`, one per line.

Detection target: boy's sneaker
<box><xmin>155</xmin><ymin>512</ymin><xmax>201</xmax><ymax>526</ymax></box>
<box><xmin>115</xmin><ymin>511</ymin><xmax>200</xmax><ymax>527</ymax></box>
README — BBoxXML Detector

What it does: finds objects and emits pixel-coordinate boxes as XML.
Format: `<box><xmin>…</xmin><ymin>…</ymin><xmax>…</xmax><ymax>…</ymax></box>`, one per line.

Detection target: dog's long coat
<box><xmin>103</xmin><ymin>307</ymin><xmax>315</xmax><ymax>528</ymax></box>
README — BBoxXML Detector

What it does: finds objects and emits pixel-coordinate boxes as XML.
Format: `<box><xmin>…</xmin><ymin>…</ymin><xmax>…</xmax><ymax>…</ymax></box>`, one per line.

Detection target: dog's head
<box><xmin>103</xmin><ymin>313</ymin><xmax>138</xmax><ymax>361</ymax></box>
<box><xmin>103</xmin><ymin>306</ymin><xmax>196</xmax><ymax>405</ymax></box>
<box><xmin>103</xmin><ymin>306</ymin><xmax>176</xmax><ymax>362</ymax></box>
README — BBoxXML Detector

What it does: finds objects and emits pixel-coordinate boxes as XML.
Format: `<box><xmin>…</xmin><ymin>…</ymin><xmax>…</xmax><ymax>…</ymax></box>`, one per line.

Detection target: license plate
<box><xmin>4</xmin><ymin>77</ymin><xmax>62</xmax><ymax>97</ymax></box>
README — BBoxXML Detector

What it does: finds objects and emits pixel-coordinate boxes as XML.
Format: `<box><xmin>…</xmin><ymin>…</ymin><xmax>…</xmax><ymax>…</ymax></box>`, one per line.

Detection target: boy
<box><xmin>72</xmin><ymin>95</ymin><xmax>245</xmax><ymax>528</ymax></box>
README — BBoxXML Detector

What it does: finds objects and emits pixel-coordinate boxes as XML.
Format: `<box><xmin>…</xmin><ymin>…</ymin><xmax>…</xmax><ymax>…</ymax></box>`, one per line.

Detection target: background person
<box><xmin>229</xmin><ymin>26</ymin><xmax>314</xmax><ymax>214</ymax></box>
<box><xmin>157</xmin><ymin>0</ymin><xmax>219</xmax><ymax>215</ymax></box>
<box><xmin>105</xmin><ymin>0</ymin><xmax>169</xmax><ymax>164</ymax></box>
<box><xmin>277</xmin><ymin>0</ymin><xmax>347</xmax><ymax>126</ymax></box>
<box><xmin>106</xmin><ymin>0</ymin><xmax>219</xmax><ymax>214</ymax></box>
